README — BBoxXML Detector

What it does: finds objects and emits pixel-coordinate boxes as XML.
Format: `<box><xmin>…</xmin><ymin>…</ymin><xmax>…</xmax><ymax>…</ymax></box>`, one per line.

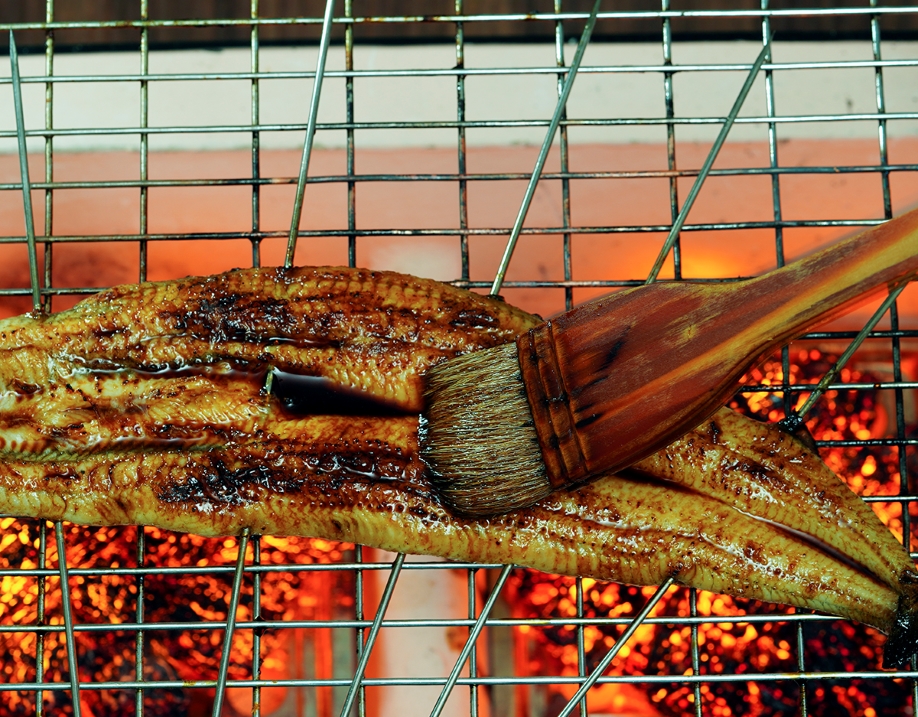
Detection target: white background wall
<box><xmin>2</xmin><ymin>41</ymin><xmax>917</xmax><ymax>154</ymax></box>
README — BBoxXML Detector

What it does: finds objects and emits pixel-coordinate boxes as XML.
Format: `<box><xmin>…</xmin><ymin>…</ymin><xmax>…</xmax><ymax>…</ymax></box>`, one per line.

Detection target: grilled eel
<box><xmin>0</xmin><ymin>266</ymin><xmax>915</xmax><ymax>667</ymax></box>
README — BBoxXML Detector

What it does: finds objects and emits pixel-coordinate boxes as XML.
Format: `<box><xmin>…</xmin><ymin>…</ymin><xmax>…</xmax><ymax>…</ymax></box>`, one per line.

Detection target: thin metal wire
<box><xmin>9</xmin><ymin>30</ymin><xmax>42</xmax><ymax>313</ymax></box>
<box><xmin>0</xmin><ymin>606</ymin><xmax>894</xmax><ymax>638</ymax></box>
<box><xmin>250</xmin><ymin>535</ymin><xmax>263</xmax><ymax>717</ymax></box>
<box><xmin>489</xmin><ymin>0</ymin><xmax>602</xmax><ymax>296</ymax></box>
<box><xmin>456</xmin><ymin>0</ymin><xmax>469</xmax><ymax>283</ymax></box>
<box><xmin>688</xmin><ymin>588</ymin><xmax>702</xmax><ymax>717</ymax></box>
<box><xmin>285</xmin><ymin>0</ymin><xmax>337</xmax><ymax>267</ymax></box>
<box><xmin>354</xmin><ymin>545</ymin><xmax>367</xmax><ymax>717</ymax></box>
<box><xmin>5</xmin><ymin>160</ymin><xmax>918</xmax><ymax>192</ymax></box>
<box><xmin>556</xmin><ymin>577</ymin><xmax>677</xmax><ymax>717</ymax></box>
<box><xmin>41</xmin><ymin>0</ymin><xmax>53</xmax><ymax>314</ymax></box>
<box><xmin>794</xmin><ymin>608</ymin><xmax>808</xmax><ymax>713</ymax></box>
<box><xmin>338</xmin><ymin>552</ymin><xmax>406</xmax><ymax>717</ymax></box>
<box><xmin>871</xmin><ymin>0</ymin><xmax>893</xmax><ymax>221</ymax></box>
<box><xmin>250</xmin><ymin>0</ymin><xmax>263</xmax><ymax>268</ymax></box>
<box><xmin>34</xmin><ymin>10</ymin><xmax>53</xmax><ymax>714</ymax></box>
<box><xmin>11</xmin><ymin>49</ymin><xmax>65</xmax><ymax>712</ymax></box>
<box><xmin>430</xmin><ymin>564</ymin><xmax>514</xmax><ymax>717</ymax></box>
<box><xmin>782</xmin><ymin>282</ymin><xmax>909</xmax><ymax>427</ymax></box>
<box><xmin>645</xmin><ymin>41</ymin><xmax>770</xmax><ymax>284</ymax></box>
<box><xmin>345</xmin><ymin>0</ymin><xmax>357</xmax><ymax>268</ymax></box>
<box><xmin>5</xmin><ymin>56</ymin><xmax>918</xmax><ymax>88</ymax></box>
<box><xmin>465</xmin><ymin>565</ymin><xmax>479</xmax><ymax>717</ymax></box>
<box><xmin>2</xmin><ymin>215</ymin><xmax>915</xmax><ymax>254</ymax></box>
<box><xmin>211</xmin><ymin>528</ymin><xmax>251</xmax><ymax>717</ymax></box>
<box><xmin>6</xmin><ymin>666</ymin><xmax>918</xmax><ymax>692</ymax></box>
<box><xmin>554</xmin><ymin>0</ymin><xmax>574</xmax><ymax>313</ymax></box>
<box><xmin>7</xmin><ymin>108</ymin><xmax>918</xmax><ymax>145</ymax></box>
<box><xmin>662</xmin><ymin>0</ymin><xmax>682</xmax><ymax>284</ymax></box>
<box><xmin>574</xmin><ymin>575</ymin><xmax>587</xmax><ymax>717</ymax></box>
<box><xmin>138</xmin><ymin>0</ymin><xmax>149</xmax><ymax>282</ymax></box>
<box><xmin>53</xmin><ymin>522</ymin><xmax>82</xmax><ymax>717</ymax></box>
<box><xmin>35</xmin><ymin>523</ymin><xmax>48</xmax><ymax>717</ymax></box>
<box><xmin>134</xmin><ymin>527</ymin><xmax>146</xmax><ymax>716</ymax></box>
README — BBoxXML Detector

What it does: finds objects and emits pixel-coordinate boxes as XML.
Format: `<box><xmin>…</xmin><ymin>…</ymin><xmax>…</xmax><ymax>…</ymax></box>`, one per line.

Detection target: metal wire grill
<box><xmin>1</xmin><ymin>2</ymin><xmax>918</xmax><ymax>716</ymax></box>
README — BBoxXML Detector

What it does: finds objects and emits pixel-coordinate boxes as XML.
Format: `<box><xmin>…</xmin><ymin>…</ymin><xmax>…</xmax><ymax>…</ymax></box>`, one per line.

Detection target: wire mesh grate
<box><xmin>1</xmin><ymin>2</ymin><xmax>918</xmax><ymax>716</ymax></box>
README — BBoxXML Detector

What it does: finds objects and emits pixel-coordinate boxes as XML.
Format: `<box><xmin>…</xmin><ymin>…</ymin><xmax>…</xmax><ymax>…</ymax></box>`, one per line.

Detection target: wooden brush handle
<box><xmin>519</xmin><ymin>208</ymin><xmax>918</xmax><ymax>491</ymax></box>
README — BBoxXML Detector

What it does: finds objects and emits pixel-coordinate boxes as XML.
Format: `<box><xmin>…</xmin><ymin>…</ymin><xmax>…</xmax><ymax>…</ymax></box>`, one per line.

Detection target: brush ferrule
<box><xmin>518</xmin><ymin>323</ymin><xmax>589</xmax><ymax>490</ymax></box>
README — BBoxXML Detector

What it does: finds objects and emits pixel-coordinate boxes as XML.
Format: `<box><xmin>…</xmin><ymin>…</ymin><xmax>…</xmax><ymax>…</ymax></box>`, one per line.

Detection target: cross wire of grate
<box><xmin>2</xmin><ymin>3</ymin><xmax>918</xmax><ymax>717</ymax></box>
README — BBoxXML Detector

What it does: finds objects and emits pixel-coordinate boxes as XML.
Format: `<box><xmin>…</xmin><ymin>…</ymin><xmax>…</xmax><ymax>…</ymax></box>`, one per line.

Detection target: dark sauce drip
<box><xmin>76</xmin><ymin>361</ymin><xmax>410</xmax><ymax>418</ymax></box>
<box><xmin>265</xmin><ymin>336</ymin><xmax>340</xmax><ymax>350</ymax></box>
<box><xmin>270</xmin><ymin>370</ymin><xmax>410</xmax><ymax>417</ymax></box>
<box><xmin>776</xmin><ymin>411</ymin><xmax>821</xmax><ymax>454</ymax></box>
<box><xmin>10</xmin><ymin>380</ymin><xmax>41</xmax><ymax>396</ymax></box>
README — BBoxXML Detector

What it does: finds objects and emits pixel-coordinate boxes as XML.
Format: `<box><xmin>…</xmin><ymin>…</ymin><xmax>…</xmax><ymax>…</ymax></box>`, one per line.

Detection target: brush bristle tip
<box><xmin>421</xmin><ymin>343</ymin><xmax>550</xmax><ymax>517</ymax></box>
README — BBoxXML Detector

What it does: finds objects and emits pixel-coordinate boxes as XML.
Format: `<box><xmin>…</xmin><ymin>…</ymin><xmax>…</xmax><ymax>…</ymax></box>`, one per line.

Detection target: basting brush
<box><xmin>420</xmin><ymin>207</ymin><xmax>918</xmax><ymax>517</ymax></box>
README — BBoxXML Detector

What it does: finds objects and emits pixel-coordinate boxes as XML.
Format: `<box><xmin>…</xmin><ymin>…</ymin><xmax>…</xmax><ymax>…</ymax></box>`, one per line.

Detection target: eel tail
<box><xmin>884</xmin><ymin>571</ymin><xmax>918</xmax><ymax>669</ymax></box>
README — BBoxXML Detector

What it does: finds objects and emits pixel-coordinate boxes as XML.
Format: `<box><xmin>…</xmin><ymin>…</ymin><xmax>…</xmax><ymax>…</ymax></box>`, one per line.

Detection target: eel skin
<box><xmin>0</xmin><ymin>265</ymin><xmax>915</xmax><ymax>666</ymax></box>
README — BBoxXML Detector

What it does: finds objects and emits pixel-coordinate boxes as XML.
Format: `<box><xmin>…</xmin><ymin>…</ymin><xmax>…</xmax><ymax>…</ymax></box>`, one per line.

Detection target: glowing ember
<box><xmin>0</xmin><ymin>526</ymin><xmax>353</xmax><ymax>715</ymax></box>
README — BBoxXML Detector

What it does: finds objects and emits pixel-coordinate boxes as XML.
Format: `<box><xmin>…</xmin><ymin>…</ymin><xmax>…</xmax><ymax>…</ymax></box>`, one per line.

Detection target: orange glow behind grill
<box><xmin>0</xmin><ymin>527</ymin><xmax>353</xmax><ymax>715</ymax></box>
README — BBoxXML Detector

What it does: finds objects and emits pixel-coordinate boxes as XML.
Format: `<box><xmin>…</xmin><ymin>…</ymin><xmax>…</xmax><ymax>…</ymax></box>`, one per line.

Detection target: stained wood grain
<box><xmin>519</xmin><ymin>207</ymin><xmax>918</xmax><ymax>488</ymax></box>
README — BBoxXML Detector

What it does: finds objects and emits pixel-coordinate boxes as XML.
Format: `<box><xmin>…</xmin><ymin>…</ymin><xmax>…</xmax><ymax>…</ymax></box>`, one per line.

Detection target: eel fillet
<box><xmin>0</xmin><ymin>265</ymin><xmax>915</xmax><ymax>667</ymax></box>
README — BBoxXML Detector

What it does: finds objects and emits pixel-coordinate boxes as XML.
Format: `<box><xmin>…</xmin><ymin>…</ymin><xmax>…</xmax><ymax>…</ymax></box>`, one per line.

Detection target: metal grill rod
<box><xmin>249</xmin><ymin>535</ymin><xmax>263</xmax><ymax>717</ymax></box>
<box><xmin>6</xmin><ymin>665</ymin><xmax>918</xmax><ymax>694</ymax></box>
<box><xmin>8</xmin><ymin>31</ymin><xmax>41</xmax><ymax>313</ymax></box>
<box><xmin>484</xmin><ymin>0</ymin><xmax>592</xmax><ymax>295</ymax></box>
<box><xmin>7</xmin><ymin>108</ymin><xmax>918</xmax><ymax>145</ymax></box>
<box><xmin>0</xmin><ymin>603</ymin><xmax>873</xmax><ymax>637</ymax></box>
<box><xmin>7</xmin><ymin>161</ymin><xmax>918</xmax><ymax>193</ymax></box>
<box><xmin>429</xmin><ymin>564</ymin><xmax>514</xmax><ymax>717</ymax></box>
<box><xmin>211</xmin><ymin>528</ymin><xmax>251</xmax><ymax>717</ymax></box>
<box><xmin>6</xmin><ymin>56</ymin><xmax>918</xmax><ymax>88</ymax></box>
<box><xmin>338</xmin><ymin>552</ymin><xmax>406</xmax><ymax>717</ymax></box>
<box><xmin>285</xmin><ymin>0</ymin><xmax>337</xmax><ymax>267</ymax></box>
<box><xmin>784</xmin><ymin>281</ymin><xmax>910</xmax><ymax>424</ymax></box>
<box><xmin>137</xmin><ymin>0</ymin><xmax>150</xmax><ymax>283</ymax></box>
<box><xmin>5</xmin><ymin>217</ymin><xmax>918</xmax><ymax>266</ymax></box>
<box><xmin>558</xmin><ymin>576</ymin><xmax>676</xmax><ymax>717</ymax></box>
<box><xmin>53</xmin><ymin>522</ymin><xmax>82</xmax><ymax>717</ymax></box>
<box><xmin>35</xmin><ymin>523</ymin><xmax>48</xmax><ymax>717</ymax></box>
<box><xmin>133</xmin><ymin>528</ymin><xmax>146</xmax><ymax>716</ymax></box>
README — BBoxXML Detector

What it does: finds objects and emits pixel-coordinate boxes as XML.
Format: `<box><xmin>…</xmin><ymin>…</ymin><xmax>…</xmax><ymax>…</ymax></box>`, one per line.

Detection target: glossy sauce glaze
<box><xmin>0</xmin><ymin>265</ymin><xmax>915</xmax><ymax>665</ymax></box>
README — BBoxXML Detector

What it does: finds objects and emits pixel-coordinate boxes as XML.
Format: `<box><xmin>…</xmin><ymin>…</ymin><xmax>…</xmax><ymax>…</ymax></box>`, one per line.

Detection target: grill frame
<box><xmin>1</xmin><ymin>3</ymin><xmax>918</xmax><ymax>716</ymax></box>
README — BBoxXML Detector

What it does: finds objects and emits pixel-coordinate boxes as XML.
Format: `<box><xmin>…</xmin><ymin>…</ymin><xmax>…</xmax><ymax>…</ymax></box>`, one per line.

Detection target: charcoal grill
<box><xmin>1</xmin><ymin>2</ymin><xmax>918</xmax><ymax>716</ymax></box>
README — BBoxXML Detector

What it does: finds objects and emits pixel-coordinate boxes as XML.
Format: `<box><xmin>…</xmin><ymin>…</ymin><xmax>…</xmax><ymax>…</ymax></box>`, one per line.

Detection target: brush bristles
<box><xmin>420</xmin><ymin>342</ymin><xmax>551</xmax><ymax>517</ymax></box>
